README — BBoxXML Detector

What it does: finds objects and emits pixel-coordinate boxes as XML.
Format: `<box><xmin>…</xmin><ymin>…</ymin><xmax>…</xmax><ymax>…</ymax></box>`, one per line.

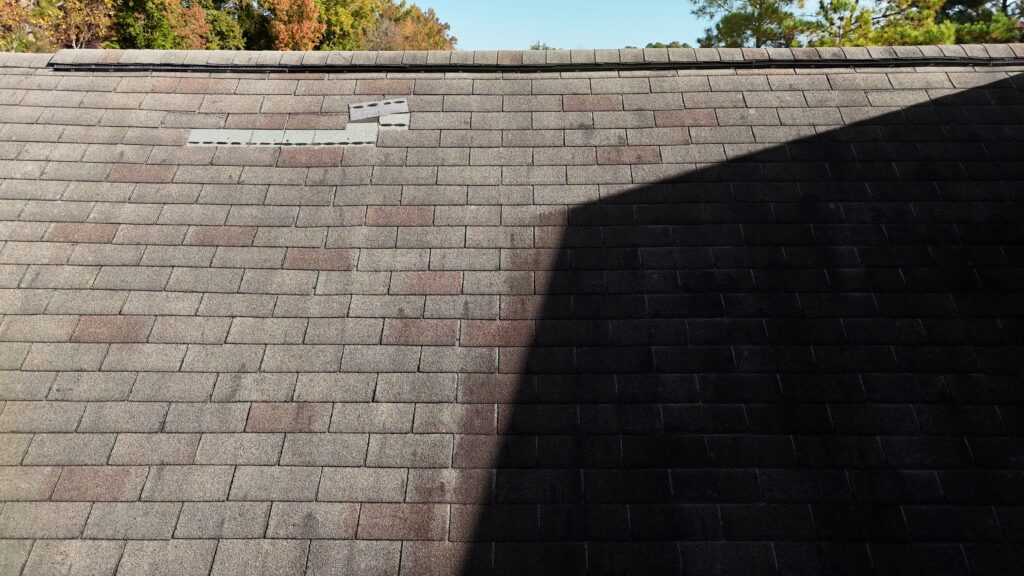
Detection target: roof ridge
<box><xmin>12</xmin><ymin>44</ymin><xmax>1023</xmax><ymax>71</ymax></box>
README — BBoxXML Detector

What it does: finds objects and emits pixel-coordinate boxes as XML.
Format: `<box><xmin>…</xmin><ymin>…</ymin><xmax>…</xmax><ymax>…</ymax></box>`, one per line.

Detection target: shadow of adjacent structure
<box><xmin>458</xmin><ymin>75</ymin><xmax>1024</xmax><ymax>576</ymax></box>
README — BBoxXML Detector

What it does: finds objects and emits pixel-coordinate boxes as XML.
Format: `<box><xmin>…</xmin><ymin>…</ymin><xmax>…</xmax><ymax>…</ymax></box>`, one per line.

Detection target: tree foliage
<box><xmin>367</xmin><ymin>1</ymin><xmax>454</xmax><ymax>50</ymax></box>
<box><xmin>265</xmin><ymin>0</ymin><xmax>325</xmax><ymax>50</ymax></box>
<box><xmin>691</xmin><ymin>0</ymin><xmax>1023</xmax><ymax>47</ymax></box>
<box><xmin>809</xmin><ymin>0</ymin><xmax>958</xmax><ymax>46</ymax></box>
<box><xmin>3</xmin><ymin>0</ymin><xmax>457</xmax><ymax>51</ymax></box>
<box><xmin>645</xmin><ymin>41</ymin><xmax>694</xmax><ymax>48</ymax></box>
<box><xmin>47</xmin><ymin>0</ymin><xmax>114</xmax><ymax>48</ymax></box>
<box><xmin>1</xmin><ymin>0</ymin><xmax>29</xmax><ymax>51</ymax></box>
<box><xmin>695</xmin><ymin>0</ymin><xmax>809</xmax><ymax>47</ymax></box>
<box><xmin>316</xmin><ymin>0</ymin><xmax>377</xmax><ymax>50</ymax></box>
<box><xmin>943</xmin><ymin>0</ymin><xmax>1023</xmax><ymax>41</ymax></box>
<box><xmin>197</xmin><ymin>1</ymin><xmax>245</xmax><ymax>50</ymax></box>
<box><xmin>114</xmin><ymin>0</ymin><xmax>208</xmax><ymax>49</ymax></box>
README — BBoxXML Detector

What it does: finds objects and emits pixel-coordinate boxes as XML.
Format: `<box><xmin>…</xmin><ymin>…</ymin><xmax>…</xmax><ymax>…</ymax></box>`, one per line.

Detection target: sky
<box><xmin>424</xmin><ymin>1</ymin><xmax>706</xmax><ymax>51</ymax></box>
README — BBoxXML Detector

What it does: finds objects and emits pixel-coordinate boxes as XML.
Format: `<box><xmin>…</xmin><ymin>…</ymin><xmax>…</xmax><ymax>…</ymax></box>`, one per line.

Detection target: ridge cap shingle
<box><xmin>29</xmin><ymin>43</ymin><xmax>1024</xmax><ymax>71</ymax></box>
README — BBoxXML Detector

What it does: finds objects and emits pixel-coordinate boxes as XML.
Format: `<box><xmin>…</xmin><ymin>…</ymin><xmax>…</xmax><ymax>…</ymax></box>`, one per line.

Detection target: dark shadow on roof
<box><xmin>447</xmin><ymin>74</ymin><xmax>1024</xmax><ymax>576</ymax></box>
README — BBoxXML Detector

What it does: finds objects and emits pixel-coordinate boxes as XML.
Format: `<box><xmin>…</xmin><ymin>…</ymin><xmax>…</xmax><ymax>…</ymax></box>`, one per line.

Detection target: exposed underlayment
<box><xmin>0</xmin><ymin>46</ymin><xmax>1023</xmax><ymax>575</ymax></box>
<box><xmin>187</xmin><ymin>100</ymin><xmax>408</xmax><ymax>146</ymax></box>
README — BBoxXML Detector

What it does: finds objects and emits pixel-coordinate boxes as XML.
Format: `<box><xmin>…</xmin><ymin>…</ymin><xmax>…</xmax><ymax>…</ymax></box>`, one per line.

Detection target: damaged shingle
<box><xmin>348</xmin><ymin>98</ymin><xmax>409</xmax><ymax>121</ymax></box>
<box><xmin>187</xmin><ymin>100</ymin><xmax>402</xmax><ymax>146</ymax></box>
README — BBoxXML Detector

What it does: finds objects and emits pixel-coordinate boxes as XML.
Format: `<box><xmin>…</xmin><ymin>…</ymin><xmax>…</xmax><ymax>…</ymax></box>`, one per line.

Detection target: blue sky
<box><xmin>425</xmin><ymin>1</ymin><xmax>705</xmax><ymax>51</ymax></box>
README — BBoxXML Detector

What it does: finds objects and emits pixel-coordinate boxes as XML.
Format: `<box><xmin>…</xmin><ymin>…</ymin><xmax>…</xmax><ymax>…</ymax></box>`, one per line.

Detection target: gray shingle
<box><xmin>195</xmin><ymin>433</ymin><xmax>284</xmax><ymax>465</ymax></box>
<box><xmin>0</xmin><ymin>502</ymin><xmax>91</xmax><ymax>537</ymax></box>
<box><xmin>83</xmin><ymin>502</ymin><xmax>181</xmax><ymax>538</ymax></box>
<box><xmin>306</xmin><ymin>541</ymin><xmax>400</xmax><ymax>576</ymax></box>
<box><xmin>366</xmin><ymin>434</ymin><xmax>452</xmax><ymax>467</ymax></box>
<box><xmin>110</xmin><ymin>433</ymin><xmax>200</xmax><ymax>465</ymax></box>
<box><xmin>140</xmin><ymin>465</ymin><xmax>234</xmax><ymax>500</ymax></box>
<box><xmin>229</xmin><ymin>466</ymin><xmax>321</xmax><ymax>501</ymax></box>
<box><xmin>22</xmin><ymin>433</ymin><xmax>114</xmax><ymax>465</ymax></box>
<box><xmin>175</xmin><ymin>501</ymin><xmax>271</xmax><ymax>537</ymax></box>
<box><xmin>210</xmin><ymin>540</ymin><xmax>309</xmax><ymax>576</ymax></box>
<box><xmin>78</xmin><ymin>401</ymin><xmax>168</xmax><ymax>432</ymax></box>
<box><xmin>117</xmin><ymin>540</ymin><xmax>217</xmax><ymax>576</ymax></box>
<box><xmin>281</xmin><ymin>433</ymin><xmax>368</xmax><ymax>466</ymax></box>
<box><xmin>21</xmin><ymin>539</ymin><xmax>124</xmax><ymax>575</ymax></box>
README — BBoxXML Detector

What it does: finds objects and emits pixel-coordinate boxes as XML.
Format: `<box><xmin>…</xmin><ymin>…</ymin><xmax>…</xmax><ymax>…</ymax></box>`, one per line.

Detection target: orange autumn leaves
<box><xmin>266</xmin><ymin>0</ymin><xmax>326</xmax><ymax>50</ymax></box>
<box><xmin>3</xmin><ymin>0</ymin><xmax>456</xmax><ymax>52</ymax></box>
<box><xmin>265</xmin><ymin>0</ymin><xmax>456</xmax><ymax>51</ymax></box>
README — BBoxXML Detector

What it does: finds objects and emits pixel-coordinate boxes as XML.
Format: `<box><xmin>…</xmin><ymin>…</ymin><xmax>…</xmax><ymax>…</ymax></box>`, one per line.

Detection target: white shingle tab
<box><xmin>349</xmin><ymin>99</ymin><xmax>409</xmax><ymax>121</ymax></box>
<box><xmin>188</xmin><ymin>124</ymin><xmax>379</xmax><ymax>147</ymax></box>
<box><xmin>379</xmin><ymin>113</ymin><xmax>410</xmax><ymax>130</ymax></box>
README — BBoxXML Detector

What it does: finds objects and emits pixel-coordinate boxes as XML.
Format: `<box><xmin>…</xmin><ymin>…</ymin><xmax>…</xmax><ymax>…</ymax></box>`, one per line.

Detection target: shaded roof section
<box><xmin>13</xmin><ymin>43</ymin><xmax>1024</xmax><ymax>73</ymax></box>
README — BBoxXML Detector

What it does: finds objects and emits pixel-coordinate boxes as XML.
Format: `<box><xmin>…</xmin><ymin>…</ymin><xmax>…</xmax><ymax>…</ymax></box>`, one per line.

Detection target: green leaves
<box><xmin>113</xmin><ymin>0</ymin><xmax>209</xmax><ymax>49</ymax></box>
<box><xmin>693</xmin><ymin>0</ymin><xmax>811</xmax><ymax>48</ymax></box>
<box><xmin>316</xmin><ymin>0</ymin><xmax>377</xmax><ymax>50</ymax></box>
<box><xmin>693</xmin><ymin>0</ymin><xmax>1023</xmax><ymax>47</ymax></box>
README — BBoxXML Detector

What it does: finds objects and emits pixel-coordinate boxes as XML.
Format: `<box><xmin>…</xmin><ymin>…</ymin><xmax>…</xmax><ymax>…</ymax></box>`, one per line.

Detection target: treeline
<box><xmin>692</xmin><ymin>0</ymin><xmax>1023</xmax><ymax>47</ymax></box>
<box><xmin>1</xmin><ymin>0</ymin><xmax>456</xmax><ymax>51</ymax></box>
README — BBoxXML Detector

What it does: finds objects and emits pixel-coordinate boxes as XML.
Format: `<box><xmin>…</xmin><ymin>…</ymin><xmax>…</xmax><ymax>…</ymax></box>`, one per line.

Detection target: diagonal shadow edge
<box><xmin>444</xmin><ymin>74</ymin><xmax>1024</xmax><ymax>576</ymax></box>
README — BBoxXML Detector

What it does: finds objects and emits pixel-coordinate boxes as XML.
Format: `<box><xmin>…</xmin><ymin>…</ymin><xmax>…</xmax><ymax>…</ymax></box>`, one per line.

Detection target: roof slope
<box><xmin>1</xmin><ymin>48</ymin><xmax>1023</xmax><ymax>575</ymax></box>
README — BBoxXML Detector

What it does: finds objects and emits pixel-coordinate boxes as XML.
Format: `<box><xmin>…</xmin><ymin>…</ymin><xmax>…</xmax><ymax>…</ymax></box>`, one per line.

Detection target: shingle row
<box><xmin>39</xmin><ymin>44</ymin><xmax>1024</xmax><ymax>69</ymax></box>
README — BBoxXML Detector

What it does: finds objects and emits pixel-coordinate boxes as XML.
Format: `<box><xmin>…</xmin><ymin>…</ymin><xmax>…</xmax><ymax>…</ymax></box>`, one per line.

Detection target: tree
<box><xmin>530</xmin><ymin>40</ymin><xmax>557</xmax><ymax>49</ymax></box>
<box><xmin>264</xmin><ymin>0</ymin><xmax>325</xmax><ymax>50</ymax></box>
<box><xmin>368</xmin><ymin>0</ymin><xmax>454</xmax><ymax>50</ymax></box>
<box><xmin>0</xmin><ymin>0</ymin><xmax>29</xmax><ymax>50</ymax></box>
<box><xmin>362</xmin><ymin>12</ymin><xmax>395</xmax><ymax>49</ymax></box>
<box><xmin>694</xmin><ymin>0</ymin><xmax>1023</xmax><ymax>46</ymax></box>
<box><xmin>234</xmin><ymin>0</ymin><xmax>271</xmax><ymax>49</ymax></box>
<box><xmin>693</xmin><ymin>0</ymin><xmax>810</xmax><ymax>47</ymax></box>
<box><xmin>952</xmin><ymin>9</ymin><xmax>1023</xmax><ymax>42</ymax></box>
<box><xmin>645</xmin><ymin>41</ymin><xmax>693</xmax><ymax>47</ymax></box>
<box><xmin>114</xmin><ymin>0</ymin><xmax>209</xmax><ymax>49</ymax></box>
<box><xmin>197</xmin><ymin>1</ymin><xmax>245</xmax><ymax>49</ymax></box>
<box><xmin>942</xmin><ymin>0</ymin><xmax>1021</xmax><ymax>21</ymax></box>
<box><xmin>808</xmin><ymin>0</ymin><xmax>958</xmax><ymax>45</ymax></box>
<box><xmin>397</xmin><ymin>5</ymin><xmax>454</xmax><ymax>49</ymax></box>
<box><xmin>50</xmin><ymin>0</ymin><xmax>115</xmax><ymax>48</ymax></box>
<box><xmin>941</xmin><ymin>0</ymin><xmax>1023</xmax><ymax>42</ymax></box>
<box><xmin>5</xmin><ymin>0</ymin><xmax>459</xmax><ymax>51</ymax></box>
<box><xmin>316</xmin><ymin>0</ymin><xmax>377</xmax><ymax>50</ymax></box>
<box><xmin>869</xmin><ymin>0</ymin><xmax>959</xmax><ymax>44</ymax></box>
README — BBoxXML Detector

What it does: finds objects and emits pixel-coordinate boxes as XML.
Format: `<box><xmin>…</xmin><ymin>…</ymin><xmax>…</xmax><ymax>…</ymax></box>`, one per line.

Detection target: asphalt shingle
<box><xmin>1</xmin><ymin>45</ymin><xmax>1023</xmax><ymax>575</ymax></box>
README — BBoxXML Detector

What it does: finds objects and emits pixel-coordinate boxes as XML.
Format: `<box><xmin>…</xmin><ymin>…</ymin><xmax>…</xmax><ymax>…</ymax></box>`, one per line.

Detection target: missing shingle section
<box><xmin>188</xmin><ymin>125</ymin><xmax>379</xmax><ymax>147</ymax></box>
<box><xmin>282</xmin><ymin>130</ymin><xmax>316</xmax><ymax>146</ymax></box>
<box><xmin>187</xmin><ymin>99</ymin><xmax>404</xmax><ymax>146</ymax></box>
<box><xmin>248</xmin><ymin>130</ymin><xmax>283</xmax><ymax>146</ymax></box>
<box><xmin>313</xmin><ymin>124</ymin><xmax>379</xmax><ymax>145</ymax></box>
<box><xmin>187</xmin><ymin>129</ymin><xmax>250</xmax><ymax>146</ymax></box>
<box><xmin>349</xmin><ymin>98</ymin><xmax>409</xmax><ymax>121</ymax></box>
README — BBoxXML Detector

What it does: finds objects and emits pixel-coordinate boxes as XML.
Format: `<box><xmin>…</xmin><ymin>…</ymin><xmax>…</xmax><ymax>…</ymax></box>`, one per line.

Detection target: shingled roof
<box><xmin>2</xmin><ymin>46</ymin><xmax>1024</xmax><ymax>575</ymax></box>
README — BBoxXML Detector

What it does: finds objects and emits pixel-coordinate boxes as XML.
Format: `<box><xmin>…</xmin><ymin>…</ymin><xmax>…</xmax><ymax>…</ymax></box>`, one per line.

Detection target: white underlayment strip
<box><xmin>187</xmin><ymin>125</ymin><xmax>380</xmax><ymax>146</ymax></box>
<box><xmin>187</xmin><ymin>99</ymin><xmax>404</xmax><ymax>146</ymax></box>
